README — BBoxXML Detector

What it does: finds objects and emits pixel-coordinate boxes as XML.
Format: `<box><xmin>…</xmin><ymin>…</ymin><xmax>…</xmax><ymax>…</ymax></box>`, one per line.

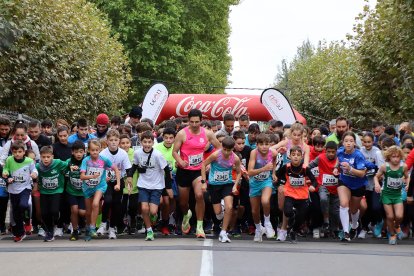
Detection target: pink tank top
<box><xmin>179</xmin><ymin>127</ymin><xmax>208</xmax><ymax>170</ymax></box>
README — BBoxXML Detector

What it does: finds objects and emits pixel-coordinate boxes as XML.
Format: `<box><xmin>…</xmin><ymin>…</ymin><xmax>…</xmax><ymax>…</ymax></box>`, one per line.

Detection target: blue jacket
<box><xmin>68</xmin><ymin>133</ymin><xmax>96</xmax><ymax>143</ymax></box>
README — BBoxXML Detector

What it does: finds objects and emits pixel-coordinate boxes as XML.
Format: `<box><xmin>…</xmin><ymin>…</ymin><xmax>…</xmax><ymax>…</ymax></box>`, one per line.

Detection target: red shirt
<box><xmin>308</xmin><ymin>146</ymin><xmax>325</xmax><ymax>191</ymax></box>
<box><xmin>317</xmin><ymin>154</ymin><xmax>340</xmax><ymax>194</ymax></box>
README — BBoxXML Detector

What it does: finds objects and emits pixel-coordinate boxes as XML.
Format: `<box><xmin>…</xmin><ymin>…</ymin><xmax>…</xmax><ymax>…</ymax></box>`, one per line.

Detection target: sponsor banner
<box><xmin>260</xmin><ymin>88</ymin><xmax>296</xmax><ymax>125</ymax></box>
<box><xmin>141</xmin><ymin>83</ymin><xmax>169</xmax><ymax>123</ymax></box>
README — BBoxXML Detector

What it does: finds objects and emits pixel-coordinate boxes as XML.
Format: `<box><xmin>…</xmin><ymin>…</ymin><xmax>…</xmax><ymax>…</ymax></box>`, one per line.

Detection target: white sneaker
<box><xmin>38</xmin><ymin>226</ymin><xmax>46</xmax><ymax>237</ymax></box>
<box><xmin>219</xmin><ymin>232</ymin><xmax>231</xmax><ymax>243</ymax></box>
<box><xmin>368</xmin><ymin>223</ymin><xmax>375</xmax><ymax>234</ymax></box>
<box><xmin>53</xmin><ymin>227</ymin><xmax>63</xmax><ymax>237</ymax></box>
<box><xmin>108</xmin><ymin>228</ymin><xmax>117</xmax><ymax>239</ymax></box>
<box><xmin>277</xmin><ymin>229</ymin><xmax>287</xmax><ymax>241</ymax></box>
<box><xmin>265</xmin><ymin>223</ymin><xmax>275</xmax><ymax>239</ymax></box>
<box><xmin>254</xmin><ymin>227</ymin><xmax>266</xmax><ymax>242</ymax></box>
<box><xmin>320</xmin><ymin>228</ymin><xmax>325</xmax><ymax>238</ymax></box>
<box><xmin>97</xmin><ymin>222</ymin><xmax>107</xmax><ymax>236</ymax></box>
<box><xmin>68</xmin><ymin>223</ymin><xmax>73</xmax><ymax>234</ymax></box>
<box><xmin>313</xmin><ymin>228</ymin><xmax>320</xmax><ymax>239</ymax></box>
<box><xmin>137</xmin><ymin>225</ymin><xmax>146</xmax><ymax>234</ymax></box>
<box><xmin>358</xmin><ymin>229</ymin><xmax>367</xmax><ymax>239</ymax></box>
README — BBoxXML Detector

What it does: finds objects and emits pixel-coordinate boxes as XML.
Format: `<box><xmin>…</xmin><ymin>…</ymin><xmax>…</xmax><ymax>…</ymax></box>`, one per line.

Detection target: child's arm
<box><xmin>232</xmin><ymin>156</ymin><xmax>242</xmax><ymax>194</ymax></box>
<box><xmin>303</xmin><ymin>144</ymin><xmax>310</xmax><ymax>167</ymax></box>
<box><xmin>305</xmin><ymin>167</ymin><xmax>319</xmax><ymax>192</ymax></box>
<box><xmin>2</xmin><ymin>157</ymin><xmax>10</xmax><ymax>178</ymax></box>
<box><xmin>272</xmin><ymin>149</ymin><xmax>278</xmax><ymax>182</ymax></box>
<box><xmin>29</xmin><ymin>162</ymin><xmax>38</xmax><ymax>179</ymax></box>
<box><xmin>374</xmin><ymin>164</ymin><xmax>386</xmax><ymax>193</ymax></box>
<box><xmin>31</xmin><ymin>181</ymin><xmax>38</xmax><ymax>196</ymax></box>
<box><xmin>308</xmin><ymin>156</ymin><xmax>320</xmax><ymax>169</ymax></box>
<box><xmin>80</xmin><ymin>172</ymin><xmax>100</xmax><ymax>181</ymax></box>
<box><xmin>201</xmin><ymin>151</ymin><xmax>219</xmax><ymax>185</ymax></box>
<box><xmin>112</xmin><ymin>166</ymin><xmax>121</xmax><ymax>191</ymax></box>
<box><xmin>276</xmin><ymin>165</ymin><xmax>287</xmax><ymax>195</ymax></box>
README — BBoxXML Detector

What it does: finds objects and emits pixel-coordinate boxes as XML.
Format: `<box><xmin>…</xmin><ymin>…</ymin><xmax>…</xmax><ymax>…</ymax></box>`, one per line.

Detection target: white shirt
<box><xmin>99</xmin><ymin>148</ymin><xmax>131</xmax><ymax>179</ymax></box>
<box><xmin>132</xmin><ymin>148</ymin><xmax>167</xmax><ymax>190</ymax></box>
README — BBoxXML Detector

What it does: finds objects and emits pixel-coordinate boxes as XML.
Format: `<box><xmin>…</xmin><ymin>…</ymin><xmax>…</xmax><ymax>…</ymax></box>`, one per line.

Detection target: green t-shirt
<box><xmin>153</xmin><ymin>142</ymin><xmax>176</xmax><ymax>174</ymax></box>
<box><xmin>123</xmin><ymin>148</ymin><xmax>139</xmax><ymax>195</ymax></box>
<box><xmin>66</xmin><ymin>158</ymin><xmax>84</xmax><ymax>197</ymax></box>
<box><xmin>37</xmin><ymin>159</ymin><xmax>68</xmax><ymax>194</ymax></box>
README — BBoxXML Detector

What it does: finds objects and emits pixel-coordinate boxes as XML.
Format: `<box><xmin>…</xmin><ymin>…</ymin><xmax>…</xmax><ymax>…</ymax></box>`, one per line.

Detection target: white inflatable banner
<box><xmin>141</xmin><ymin>83</ymin><xmax>169</xmax><ymax>123</ymax></box>
<box><xmin>260</xmin><ymin>88</ymin><xmax>296</xmax><ymax>124</ymax></box>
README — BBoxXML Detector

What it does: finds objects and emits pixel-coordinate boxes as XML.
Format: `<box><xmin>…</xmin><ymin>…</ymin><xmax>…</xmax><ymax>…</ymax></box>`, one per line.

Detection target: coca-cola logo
<box><xmin>176</xmin><ymin>96</ymin><xmax>251</xmax><ymax>118</ymax></box>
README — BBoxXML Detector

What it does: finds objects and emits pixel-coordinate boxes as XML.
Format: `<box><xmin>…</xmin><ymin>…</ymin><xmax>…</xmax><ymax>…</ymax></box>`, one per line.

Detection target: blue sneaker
<box><xmin>233</xmin><ymin>224</ymin><xmax>242</xmax><ymax>238</ymax></box>
<box><xmin>84</xmin><ymin>229</ymin><xmax>91</xmax><ymax>241</ymax></box>
<box><xmin>44</xmin><ymin>232</ymin><xmax>54</xmax><ymax>242</ymax></box>
<box><xmin>204</xmin><ymin>220</ymin><xmax>213</xmax><ymax>233</ymax></box>
<box><xmin>175</xmin><ymin>225</ymin><xmax>182</xmax><ymax>236</ymax></box>
<box><xmin>90</xmin><ymin>228</ymin><xmax>98</xmax><ymax>238</ymax></box>
<box><xmin>374</xmin><ymin>221</ymin><xmax>384</xmax><ymax>238</ymax></box>
<box><xmin>395</xmin><ymin>227</ymin><xmax>403</xmax><ymax>240</ymax></box>
<box><xmin>338</xmin><ymin>230</ymin><xmax>344</xmax><ymax>240</ymax></box>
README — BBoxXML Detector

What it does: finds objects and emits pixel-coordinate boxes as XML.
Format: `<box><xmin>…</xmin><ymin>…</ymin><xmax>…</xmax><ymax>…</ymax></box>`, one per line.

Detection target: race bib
<box><xmin>70</xmin><ymin>177</ymin><xmax>82</xmax><ymax>189</ymax></box>
<box><xmin>253</xmin><ymin>171</ymin><xmax>270</xmax><ymax>181</ymax></box>
<box><xmin>289</xmin><ymin>176</ymin><xmax>306</xmax><ymax>187</ymax></box>
<box><xmin>0</xmin><ymin>178</ymin><xmax>5</xmax><ymax>188</ymax></box>
<box><xmin>343</xmin><ymin>169</ymin><xmax>355</xmax><ymax>178</ymax></box>
<box><xmin>189</xmin><ymin>153</ymin><xmax>203</xmax><ymax>167</ymax></box>
<box><xmin>133</xmin><ymin>146</ymin><xmax>143</xmax><ymax>151</ymax></box>
<box><xmin>12</xmin><ymin>172</ymin><xmax>26</xmax><ymax>183</ymax></box>
<box><xmin>366</xmin><ymin>169</ymin><xmax>376</xmax><ymax>177</ymax></box>
<box><xmin>322</xmin><ymin>174</ymin><xmax>338</xmax><ymax>186</ymax></box>
<box><xmin>85</xmin><ymin>167</ymin><xmax>104</xmax><ymax>187</ymax></box>
<box><xmin>107</xmin><ymin>170</ymin><xmax>117</xmax><ymax>182</ymax></box>
<box><xmin>311</xmin><ymin>167</ymin><xmax>319</xmax><ymax>177</ymax></box>
<box><xmin>387</xmin><ymin>177</ymin><xmax>403</xmax><ymax>190</ymax></box>
<box><xmin>42</xmin><ymin>178</ymin><xmax>59</xmax><ymax>189</ymax></box>
<box><xmin>139</xmin><ymin>156</ymin><xmax>155</xmax><ymax>168</ymax></box>
<box><xmin>213</xmin><ymin>171</ymin><xmax>230</xmax><ymax>183</ymax></box>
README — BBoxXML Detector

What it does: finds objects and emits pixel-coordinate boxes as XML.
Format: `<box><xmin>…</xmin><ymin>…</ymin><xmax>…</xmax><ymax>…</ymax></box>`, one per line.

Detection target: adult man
<box><xmin>175</xmin><ymin>118</ymin><xmax>183</xmax><ymax>130</ymax></box>
<box><xmin>128</xmin><ymin>106</ymin><xmax>143</xmax><ymax>135</ymax></box>
<box><xmin>215</xmin><ymin>114</ymin><xmax>235</xmax><ymax>137</ymax></box>
<box><xmin>372</xmin><ymin>121</ymin><xmax>399</xmax><ymax>147</ymax></box>
<box><xmin>239</xmin><ymin>114</ymin><xmax>250</xmax><ymax>130</ymax></box>
<box><xmin>0</xmin><ymin>117</ymin><xmax>11</xmax><ymax>147</ymax></box>
<box><xmin>325</xmin><ymin>116</ymin><xmax>362</xmax><ymax>147</ymax></box>
<box><xmin>68</xmin><ymin>119</ymin><xmax>96</xmax><ymax>145</ymax></box>
<box><xmin>28</xmin><ymin>121</ymin><xmax>52</xmax><ymax>150</ymax></box>
<box><xmin>211</xmin><ymin>121</ymin><xmax>218</xmax><ymax>133</ymax></box>
<box><xmin>399</xmin><ymin>122</ymin><xmax>414</xmax><ymax>139</ymax></box>
<box><xmin>172</xmin><ymin>109</ymin><xmax>222</xmax><ymax>239</ymax></box>
<box><xmin>95</xmin><ymin>114</ymin><xmax>109</xmax><ymax>139</ymax></box>
<box><xmin>267</xmin><ymin>120</ymin><xmax>283</xmax><ymax>133</ymax></box>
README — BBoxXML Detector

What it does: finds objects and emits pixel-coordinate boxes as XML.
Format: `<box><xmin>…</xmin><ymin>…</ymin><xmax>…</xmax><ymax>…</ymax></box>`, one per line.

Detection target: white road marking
<box><xmin>200</xmin><ymin>239</ymin><xmax>213</xmax><ymax>276</ymax></box>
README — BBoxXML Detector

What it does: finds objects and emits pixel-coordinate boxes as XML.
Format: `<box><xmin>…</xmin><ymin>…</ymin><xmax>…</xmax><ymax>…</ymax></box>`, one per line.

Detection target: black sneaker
<box><xmin>70</xmin><ymin>231</ymin><xmax>78</xmax><ymax>241</ymax></box>
<box><xmin>349</xmin><ymin>227</ymin><xmax>357</xmax><ymax>240</ymax></box>
<box><xmin>333</xmin><ymin>230</ymin><xmax>340</xmax><ymax>239</ymax></box>
<box><xmin>341</xmin><ymin>232</ymin><xmax>351</xmax><ymax>242</ymax></box>
<box><xmin>128</xmin><ymin>228</ymin><xmax>136</xmax><ymax>235</ymax></box>
<box><xmin>290</xmin><ymin>230</ymin><xmax>297</xmax><ymax>244</ymax></box>
<box><xmin>321</xmin><ymin>223</ymin><xmax>330</xmax><ymax>234</ymax></box>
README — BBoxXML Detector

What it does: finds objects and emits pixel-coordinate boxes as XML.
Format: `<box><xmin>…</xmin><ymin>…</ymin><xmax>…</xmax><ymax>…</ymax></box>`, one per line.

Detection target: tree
<box><xmin>0</xmin><ymin>0</ymin><xmax>131</xmax><ymax>122</ymax></box>
<box><xmin>90</xmin><ymin>0</ymin><xmax>239</xmax><ymax>111</ymax></box>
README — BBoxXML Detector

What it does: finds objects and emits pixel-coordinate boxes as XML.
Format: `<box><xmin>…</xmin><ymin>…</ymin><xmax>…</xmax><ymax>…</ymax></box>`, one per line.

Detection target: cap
<box><xmin>96</xmin><ymin>114</ymin><xmax>109</xmax><ymax>125</ymax></box>
<box><xmin>319</xmin><ymin>126</ymin><xmax>329</xmax><ymax>136</ymax></box>
<box><xmin>129</xmin><ymin>106</ymin><xmax>143</xmax><ymax>118</ymax></box>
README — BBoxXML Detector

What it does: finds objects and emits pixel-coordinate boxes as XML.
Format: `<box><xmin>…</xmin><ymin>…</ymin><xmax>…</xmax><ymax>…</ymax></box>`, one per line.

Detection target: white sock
<box><xmin>351</xmin><ymin>210</ymin><xmax>360</xmax><ymax>229</ymax></box>
<box><xmin>108</xmin><ymin>227</ymin><xmax>114</xmax><ymax>231</ymax></box>
<box><xmin>255</xmin><ymin>223</ymin><xmax>262</xmax><ymax>231</ymax></box>
<box><xmin>340</xmin><ymin>206</ymin><xmax>350</xmax><ymax>233</ymax></box>
<box><xmin>264</xmin><ymin>215</ymin><xmax>271</xmax><ymax>226</ymax></box>
<box><xmin>146</xmin><ymin>227</ymin><xmax>152</xmax><ymax>232</ymax></box>
<box><xmin>220</xmin><ymin>230</ymin><xmax>226</xmax><ymax>236</ymax></box>
<box><xmin>100</xmin><ymin>222</ymin><xmax>106</xmax><ymax>227</ymax></box>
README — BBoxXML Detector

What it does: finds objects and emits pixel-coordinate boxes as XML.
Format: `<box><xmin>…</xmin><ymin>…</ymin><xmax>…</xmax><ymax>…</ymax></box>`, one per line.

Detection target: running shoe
<box><xmin>145</xmin><ymin>230</ymin><xmax>154</xmax><ymax>241</ymax></box>
<box><xmin>38</xmin><ymin>226</ymin><xmax>46</xmax><ymax>237</ymax></box>
<box><xmin>108</xmin><ymin>228</ymin><xmax>117</xmax><ymax>239</ymax></box>
<box><xmin>44</xmin><ymin>232</ymin><xmax>55</xmax><ymax>242</ymax></box>
<box><xmin>248</xmin><ymin>225</ymin><xmax>255</xmax><ymax>235</ymax></box>
<box><xmin>24</xmin><ymin>222</ymin><xmax>32</xmax><ymax>235</ymax></box>
<box><xmin>14</xmin><ymin>233</ymin><xmax>26</xmax><ymax>242</ymax></box>
<box><xmin>368</xmin><ymin>222</ymin><xmax>375</xmax><ymax>235</ymax></box>
<box><xmin>67</xmin><ymin>223</ymin><xmax>73</xmax><ymax>234</ymax></box>
<box><xmin>297</xmin><ymin>223</ymin><xmax>309</xmax><ymax>237</ymax></box>
<box><xmin>289</xmin><ymin>230</ymin><xmax>297</xmax><ymax>244</ymax></box>
<box><xmin>204</xmin><ymin>220</ymin><xmax>213</xmax><ymax>233</ymax></box>
<box><xmin>358</xmin><ymin>229</ymin><xmax>367</xmax><ymax>239</ymax></box>
<box><xmin>128</xmin><ymin>228</ymin><xmax>137</xmax><ymax>235</ymax></box>
<box><xmin>321</xmin><ymin>223</ymin><xmax>329</xmax><ymax>234</ymax></box>
<box><xmin>175</xmin><ymin>225</ymin><xmax>182</xmax><ymax>236</ymax></box>
<box><xmin>265</xmin><ymin>223</ymin><xmax>275</xmax><ymax>239</ymax></box>
<box><xmin>374</xmin><ymin>221</ymin><xmax>384</xmax><ymax>238</ymax></box>
<box><xmin>138</xmin><ymin>225</ymin><xmax>146</xmax><ymax>234</ymax></box>
<box><xmin>395</xmin><ymin>226</ymin><xmax>403</xmax><ymax>240</ymax></box>
<box><xmin>53</xmin><ymin>227</ymin><xmax>63</xmax><ymax>237</ymax></box>
<box><xmin>161</xmin><ymin>226</ymin><xmax>170</xmax><ymax>235</ymax></box>
<box><xmin>182</xmin><ymin>210</ymin><xmax>192</xmax><ymax>234</ymax></box>
<box><xmin>0</xmin><ymin>225</ymin><xmax>6</xmax><ymax>235</ymax></box>
<box><xmin>349</xmin><ymin>222</ymin><xmax>358</xmax><ymax>240</ymax></box>
<box><xmin>90</xmin><ymin>228</ymin><xmax>98</xmax><ymax>238</ymax></box>
<box><xmin>254</xmin><ymin>227</ymin><xmax>266</xmax><ymax>242</ymax></box>
<box><xmin>277</xmin><ymin>229</ymin><xmax>287</xmax><ymax>241</ymax></box>
<box><xmin>341</xmin><ymin>232</ymin><xmax>351</xmax><ymax>242</ymax></box>
<box><xmin>389</xmin><ymin>234</ymin><xmax>397</xmax><ymax>245</ymax></box>
<box><xmin>84</xmin><ymin>229</ymin><xmax>91</xmax><ymax>241</ymax></box>
<box><xmin>219</xmin><ymin>232</ymin><xmax>231</xmax><ymax>243</ymax></box>
<box><xmin>228</xmin><ymin>229</ymin><xmax>235</xmax><ymax>236</ymax></box>
<box><xmin>97</xmin><ymin>223</ymin><xmax>107</xmax><ymax>236</ymax></box>
<box><xmin>313</xmin><ymin>228</ymin><xmax>320</xmax><ymax>239</ymax></box>
<box><xmin>196</xmin><ymin>224</ymin><xmax>206</xmax><ymax>239</ymax></box>
<box><xmin>233</xmin><ymin>224</ymin><xmax>242</xmax><ymax>238</ymax></box>
<box><xmin>333</xmin><ymin>230</ymin><xmax>341</xmax><ymax>239</ymax></box>
<box><xmin>70</xmin><ymin>231</ymin><xmax>78</xmax><ymax>241</ymax></box>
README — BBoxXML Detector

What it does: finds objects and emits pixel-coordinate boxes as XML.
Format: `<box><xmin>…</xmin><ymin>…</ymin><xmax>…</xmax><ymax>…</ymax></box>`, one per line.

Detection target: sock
<box><xmin>90</xmin><ymin>224</ymin><xmax>95</xmax><ymax>230</ymax></box>
<box><xmin>146</xmin><ymin>227</ymin><xmax>152</xmax><ymax>232</ymax></box>
<box><xmin>220</xmin><ymin>230</ymin><xmax>226</xmax><ymax>236</ymax></box>
<box><xmin>100</xmin><ymin>222</ymin><xmax>106</xmax><ymax>226</ymax></box>
<box><xmin>340</xmin><ymin>206</ymin><xmax>350</xmax><ymax>233</ymax></box>
<box><xmin>197</xmin><ymin>220</ymin><xmax>203</xmax><ymax>228</ymax></box>
<box><xmin>351</xmin><ymin>210</ymin><xmax>360</xmax><ymax>229</ymax></box>
<box><xmin>85</xmin><ymin>225</ymin><xmax>90</xmax><ymax>230</ymax></box>
<box><xmin>255</xmin><ymin>223</ymin><xmax>262</xmax><ymax>231</ymax></box>
<box><xmin>183</xmin><ymin>212</ymin><xmax>190</xmax><ymax>220</ymax></box>
<box><xmin>264</xmin><ymin>215</ymin><xmax>271</xmax><ymax>226</ymax></box>
<box><xmin>324</xmin><ymin>218</ymin><xmax>329</xmax><ymax>224</ymax></box>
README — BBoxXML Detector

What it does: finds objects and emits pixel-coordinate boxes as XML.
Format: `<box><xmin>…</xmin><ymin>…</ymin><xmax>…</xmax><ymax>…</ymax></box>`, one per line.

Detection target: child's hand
<box><xmin>272</xmin><ymin>173</ymin><xmax>277</xmax><ymax>182</ymax></box>
<box><xmin>126</xmin><ymin>177</ymin><xmax>132</xmax><ymax>188</ymax></box>
<box><xmin>106</xmin><ymin>175</ymin><xmax>111</xmax><ymax>183</ymax></box>
<box><xmin>7</xmin><ymin>178</ymin><xmax>14</xmax><ymax>184</ymax></box>
<box><xmin>264</xmin><ymin>163</ymin><xmax>273</xmax><ymax>171</ymax></box>
<box><xmin>94</xmin><ymin>173</ymin><xmax>100</xmax><ymax>179</ymax></box>
<box><xmin>278</xmin><ymin>185</ymin><xmax>284</xmax><ymax>195</ymax></box>
<box><xmin>70</xmin><ymin>166</ymin><xmax>79</xmax><ymax>172</ymax></box>
<box><xmin>167</xmin><ymin>189</ymin><xmax>174</xmax><ymax>199</ymax></box>
<box><xmin>232</xmin><ymin>185</ymin><xmax>238</xmax><ymax>194</ymax></box>
<box><xmin>407</xmin><ymin>197</ymin><xmax>413</xmax><ymax>205</ymax></box>
<box><xmin>114</xmin><ymin>184</ymin><xmax>120</xmax><ymax>191</ymax></box>
<box><xmin>333</xmin><ymin>168</ymin><xmax>339</xmax><ymax>176</ymax></box>
<box><xmin>2</xmin><ymin>173</ymin><xmax>8</xmax><ymax>178</ymax></box>
<box><xmin>277</xmin><ymin>147</ymin><xmax>287</xmax><ymax>154</ymax></box>
<box><xmin>31</xmin><ymin>186</ymin><xmax>38</xmax><ymax>196</ymax></box>
<box><xmin>375</xmin><ymin>184</ymin><xmax>381</xmax><ymax>194</ymax></box>
<box><xmin>308</xmin><ymin>186</ymin><xmax>315</xmax><ymax>193</ymax></box>
<box><xmin>30</xmin><ymin>173</ymin><xmax>37</xmax><ymax>179</ymax></box>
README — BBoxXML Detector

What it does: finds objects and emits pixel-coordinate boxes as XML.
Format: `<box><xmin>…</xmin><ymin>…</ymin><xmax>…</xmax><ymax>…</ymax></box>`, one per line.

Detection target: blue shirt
<box><xmin>245</xmin><ymin>134</ymin><xmax>256</xmax><ymax>149</ymax></box>
<box><xmin>68</xmin><ymin>133</ymin><xmax>96</xmax><ymax>144</ymax></box>
<box><xmin>373</xmin><ymin>136</ymin><xmax>400</xmax><ymax>147</ymax></box>
<box><xmin>337</xmin><ymin>147</ymin><xmax>368</xmax><ymax>189</ymax></box>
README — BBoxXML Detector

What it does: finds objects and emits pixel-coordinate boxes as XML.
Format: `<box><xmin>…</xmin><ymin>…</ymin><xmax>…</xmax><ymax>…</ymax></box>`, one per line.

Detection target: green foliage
<box><xmin>0</xmin><ymin>0</ymin><xmax>131</xmax><ymax>122</ymax></box>
<box><xmin>90</xmin><ymin>0</ymin><xmax>238</xmax><ymax>111</ymax></box>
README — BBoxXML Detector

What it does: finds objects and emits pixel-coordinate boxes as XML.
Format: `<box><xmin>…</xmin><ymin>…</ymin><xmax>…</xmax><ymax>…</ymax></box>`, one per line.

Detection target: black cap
<box><xmin>319</xmin><ymin>126</ymin><xmax>329</xmax><ymax>136</ymax></box>
<box><xmin>129</xmin><ymin>106</ymin><xmax>142</xmax><ymax>118</ymax></box>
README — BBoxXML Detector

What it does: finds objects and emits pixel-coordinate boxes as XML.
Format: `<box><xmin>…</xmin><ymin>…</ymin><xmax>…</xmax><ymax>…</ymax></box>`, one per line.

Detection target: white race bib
<box><xmin>213</xmin><ymin>171</ymin><xmax>230</xmax><ymax>182</ymax></box>
<box><xmin>70</xmin><ymin>177</ymin><xmax>82</xmax><ymax>189</ymax></box>
<box><xmin>322</xmin><ymin>174</ymin><xmax>338</xmax><ymax>186</ymax></box>
<box><xmin>139</xmin><ymin>156</ymin><xmax>155</xmax><ymax>168</ymax></box>
<box><xmin>85</xmin><ymin>167</ymin><xmax>104</xmax><ymax>187</ymax></box>
<box><xmin>12</xmin><ymin>172</ymin><xmax>26</xmax><ymax>183</ymax></box>
<box><xmin>289</xmin><ymin>176</ymin><xmax>306</xmax><ymax>187</ymax></box>
<box><xmin>366</xmin><ymin>169</ymin><xmax>376</xmax><ymax>177</ymax></box>
<box><xmin>42</xmin><ymin>178</ymin><xmax>59</xmax><ymax>189</ymax></box>
<box><xmin>0</xmin><ymin>178</ymin><xmax>5</xmax><ymax>188</ymax></box>
<box><xmin>311</xmin><ymin>167</ymin><xmax>320</xmax><ymax>177</ymax></box>
<box><xmin>253</xmin><ymin>171</ymin><xmax>270</xmax><ymax>181</ymax></box>
<box><xmin>133</xmin><ymin>146</ymin><xmax>143</xmax><ymax>151</ymax></box>
<box><xmin>387</xmin><ymin>177</ymin><xmax>403</xmax><ymax>190</ymax></box>
<box><xmin>189</xmin><ymin>153</ymin><xmax>203</xmax><ymax>167</ymax></box>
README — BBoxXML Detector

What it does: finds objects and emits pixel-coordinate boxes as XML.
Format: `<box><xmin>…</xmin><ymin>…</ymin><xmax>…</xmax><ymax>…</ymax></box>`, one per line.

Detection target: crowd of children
<box><xmin>0</xmin><ymin>109</ymin><xmax>413</xmax><ymax>246</ymax></box>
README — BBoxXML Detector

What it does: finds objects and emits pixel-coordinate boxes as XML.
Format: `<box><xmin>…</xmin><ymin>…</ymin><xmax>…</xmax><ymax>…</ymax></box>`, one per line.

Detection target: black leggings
<box><xmin>284</xmin><ymin>196</ymin><xmax>309</xmax><ymax>232</ymax></box>
<box><xmin>102</xmin><ymin>180</ymin><xmax>125</xmax><ymax>228</ymax></box>
<box><xmin>0</xmin><ymin>196</ymin><xmax>8</xmax><ymax>226</ymax></box>
<box><xmin>40</xmin><ymin>193</ymin><xmax>62</xmax><ymax>233</ymax></box>
<box><xmin>122</xmin><ymin>193</ymin><xmax>138</xmax><ymax>228</ymax></box>
<box><xmin>309</xmin><ymin>192</ymin><xmax>323</xmax><ymax>229</ymax></box>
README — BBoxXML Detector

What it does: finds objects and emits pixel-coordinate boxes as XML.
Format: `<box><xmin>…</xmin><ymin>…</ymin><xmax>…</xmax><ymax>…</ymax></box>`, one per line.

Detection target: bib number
<box><xmin>42</xmin><ymin>178</ymin><xmax>59</xmax><ymax>189</ymax></box>
<box><xmin>253</xmin><ymin>171</ymin><xmax>270</xmax><ymax>181</ymax></box>
<box><xmin>107</xmin><ymin>170</ymin><xmax>117</xmax><ymax>182</ymax></box>
<box><xmin>70</xmin><ymin>177</ymin><xmax>82</xmax><ymax>189</ymax></box>
<box><xmin>133</xmin><ymin>146</ymin><xmax>143</xmax><ymax>151</ymax></box>
<box><xmin>12</xmin><ymin>172</ymin><xmax>26</xmax><ymax>183</ymax></box>
<box><xmin>289</xmin><ymin>176</ymin><xmax>306</xmax><ymax>187</ymax></box>
<box><xmin>366</xmin><ymin>169</ymin><xmax>376</xmax><ymax>177</ymax></box>
<box><xmin>311</xmin><ymin>167</ymin><xmax>319</xmax><ymax>177</ymax></box>
<box><xmin>322</xmin><ymin>174</ymin><xmax>338</xmax><ymax>186</ymax></box>
<box><xmin>85</xmin><ymin>167</ymin><xmax>103</xmax><ymax>187</ymax></box>
<box><xmin>213</xmin><ymin>171</ymin><xmax>230</xmax><ymax>183</ymax></box>
<box><xmin>387</xmin><ymin>177</ymin><xmax>403</xmax><ymax>190</ymax></box>
<box><xmin>189</xmin><ymin>153</ymin><xmax>203</xmax><ymax>167</ymax></box>
<box><xmin>139</xmin><ymin>156</ymin><xmax>154</xmax><ymax>168</ymax></box>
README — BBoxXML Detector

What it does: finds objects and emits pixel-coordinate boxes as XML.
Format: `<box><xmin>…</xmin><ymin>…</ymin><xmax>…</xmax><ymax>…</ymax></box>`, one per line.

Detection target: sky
<box><xmin>225</xmin><ymin>0</ymin><xmax>376</xmax><ymax>96</ymax></box>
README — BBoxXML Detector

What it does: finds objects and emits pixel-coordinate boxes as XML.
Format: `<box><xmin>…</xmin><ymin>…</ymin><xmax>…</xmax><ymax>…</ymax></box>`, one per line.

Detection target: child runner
<box><xmin>98</xmin><ymin>130</ymin><xmax>131</xmax><ymax>239</ymax></box>
<box><xmin>66</xmin><ymin>141</ymin><xmax>86</xmax><ymax>241</ymax></box>
<box><xmin>2</xmin><ymin>141</ymin><xmax>38</xmax><ymax>242</ymax></box>
<box><xmin>201</xmin><ymin>136</ymin><xmax>241</xmax><ymax>243</ymax></box>
<box><xmin>36</xmin><ymin>146</ymin><xmax>69</xmax><ymax>241</ymax></box>
<box><xmin>81</xmin><ymin>139</ymin><xmax>121</xmax><ymax>241</ymax></box>
<box><xmin>0</xmin><ymin>163</ymin><xmax>7</xmax><ymax>235</ymax></box>
<box><xmin>126</xmin><ymin>131</ymin><xmax>173</xmax><ymax>241</ymax></box>
<box><xmin>374</xmin><ymin>146</ymin><xmax>409</xmax><ymax>245</ymax></box>
<box><xmin>277</xmin><ymin>146</ymin><xmax>319</xmax><ymax>244</ymax></box>
<box><xmin>248</xmin><ymin>133</ymin><xmax>278</xmax><ymax>242</ymax></box>
<box><xmin>334</xmin><ymin>131</ymin><xmax>368</xmax><ymax>242</ymax></box>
